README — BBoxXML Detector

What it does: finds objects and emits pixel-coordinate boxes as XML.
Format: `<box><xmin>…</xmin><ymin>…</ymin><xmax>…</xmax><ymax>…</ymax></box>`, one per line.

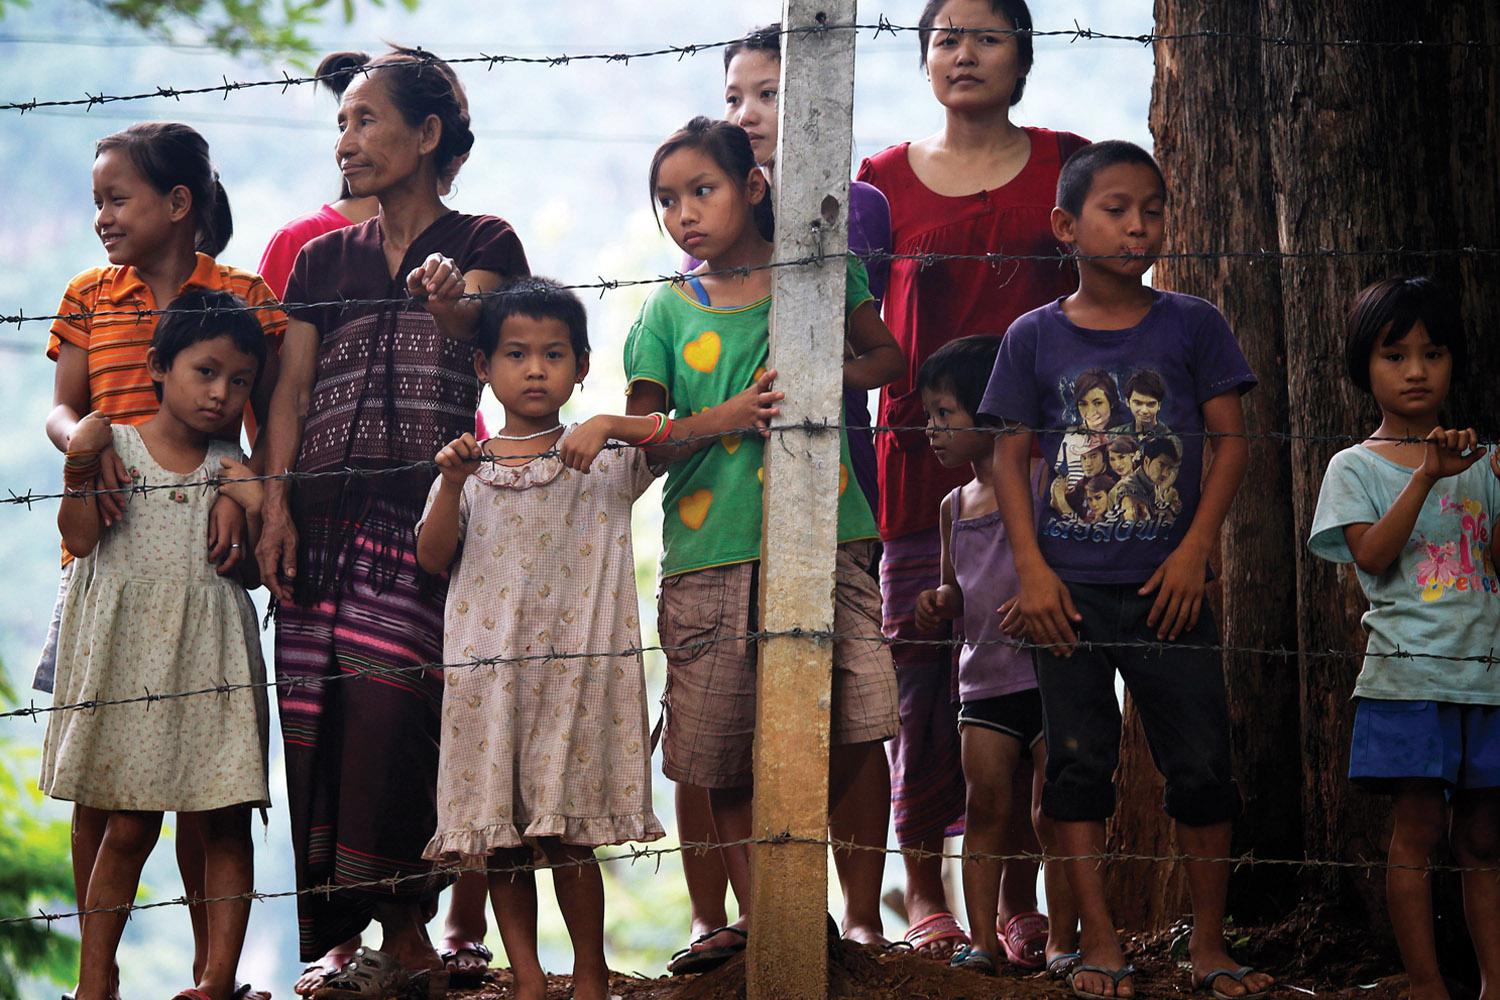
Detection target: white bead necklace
<box><xmin>490</xmin><ymin>424</ymin><xmax>563</xmax><ymax>442</ymax></box>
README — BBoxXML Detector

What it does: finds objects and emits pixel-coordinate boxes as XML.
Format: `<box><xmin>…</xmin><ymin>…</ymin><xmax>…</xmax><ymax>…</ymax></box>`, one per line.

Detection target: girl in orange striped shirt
<box><xmin>40</xmin><ymin>122</ymin><xmax>283</xmax><ymax>1000</ymax></box>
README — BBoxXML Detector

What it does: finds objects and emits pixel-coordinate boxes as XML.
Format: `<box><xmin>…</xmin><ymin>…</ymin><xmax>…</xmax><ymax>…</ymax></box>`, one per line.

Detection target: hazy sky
<box><xmin>0</xmin><ymin>0</ymin><xmax>1153</xmax><ymax>990</ymax></box>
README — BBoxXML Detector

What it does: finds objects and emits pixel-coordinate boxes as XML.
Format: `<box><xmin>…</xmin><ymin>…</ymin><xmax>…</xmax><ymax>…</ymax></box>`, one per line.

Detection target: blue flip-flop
<box><xmin>949</xmin><ymin>944</ymin><xmax>998</xmax><ymax>976</ymax></box>
<box><xmin>1048</xmin><ymin>951</ymin><xmax>1083</xmax><ymax>979</ymax></box>
<box><xmin>1069</xmin><ymin>962</ymin><xmax>1137</xmax><ymax>1000</ymax></box>
<box><xmin>1195</xmin><ymin>966</ymin><xmax>1273</xmax><ymax>1000</ymax></box>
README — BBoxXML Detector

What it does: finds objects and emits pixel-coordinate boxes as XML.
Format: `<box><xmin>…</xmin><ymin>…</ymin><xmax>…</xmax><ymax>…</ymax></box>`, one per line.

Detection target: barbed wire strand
<box><xmin>5</xmin><ymin>627</ymin><xmax>1490</xmax><ymax>722</ymax></box>
<box><xmin>4</xmin><ymin>418</ymin><xmax>1496</xmax><ymax>510</ymax></box>
<box><xmin>5</xmin><ymin>833</ymin><xmax>1496</xmax><ymax>928</ymax></box>
<box><xmin>4</xmin><ymin>19</ymin><xmax>1496</xmax><ymax>115</ymax></box>
<box><xmin>3</xmin><ymin>245</ymin><xmax>1497</xmax><ymax>331</ymax></box>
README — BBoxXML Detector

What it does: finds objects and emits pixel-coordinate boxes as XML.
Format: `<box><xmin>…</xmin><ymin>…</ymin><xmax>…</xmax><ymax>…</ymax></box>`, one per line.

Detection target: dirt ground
<box><xmin>451</xmin><ymin>902</ymin><xmax>1442</xmax><ymax>1000</ymax></box>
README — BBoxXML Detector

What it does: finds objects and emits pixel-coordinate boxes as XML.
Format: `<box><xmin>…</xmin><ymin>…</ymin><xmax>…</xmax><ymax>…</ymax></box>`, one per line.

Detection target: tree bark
<box><xmin>1119</xmin><ymin>2</ymin><xmax>1500</xmax><ymax>945</ymax></box>
<box><xmin>1107</xmin><ymin>0</ymin><xmax>1302</xmax><ymax>932</ymax></box>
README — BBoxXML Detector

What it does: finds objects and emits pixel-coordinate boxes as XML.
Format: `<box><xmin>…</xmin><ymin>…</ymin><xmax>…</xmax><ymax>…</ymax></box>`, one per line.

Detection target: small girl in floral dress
<box><xmin>416</xmin><ymin>277</ymin><xmax>665</xmax><ymax>1000</ymax></box>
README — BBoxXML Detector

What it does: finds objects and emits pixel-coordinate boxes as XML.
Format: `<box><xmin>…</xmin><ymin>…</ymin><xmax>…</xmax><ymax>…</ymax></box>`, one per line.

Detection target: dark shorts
<box><xmin>958</xmin><ymin>688</ymin><xmax>1045</xmax><ymax>748</ymax></box>
<box><xmin>1033</xmin><ymin>581</ymin><xmax>1241</xmax><ymax>826</ymax></box>
<box><xmin>1350</xmin><ymin>698</ymin><xmax>1500</xmax><ymax>792</ymax></box>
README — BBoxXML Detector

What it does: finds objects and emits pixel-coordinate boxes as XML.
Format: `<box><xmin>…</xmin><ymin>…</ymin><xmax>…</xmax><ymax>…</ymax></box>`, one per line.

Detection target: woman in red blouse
<box><xmin>855</xmin><ymin>0</ymin><xmax>1086</xmax><ymax>965</ymax></box>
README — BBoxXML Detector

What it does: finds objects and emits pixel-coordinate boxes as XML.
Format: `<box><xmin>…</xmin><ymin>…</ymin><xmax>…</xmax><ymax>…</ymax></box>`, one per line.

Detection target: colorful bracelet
<box><xmin>629</xmin><ymin>412</ymin><xmax>673</xmax><ymax>447</ymax></box>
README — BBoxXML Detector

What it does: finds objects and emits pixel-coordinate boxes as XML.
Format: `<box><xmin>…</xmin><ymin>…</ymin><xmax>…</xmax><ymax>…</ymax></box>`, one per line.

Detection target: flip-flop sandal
<box><xmin>999</xmin><ymin>910</ymin><xmax>1049</xmax><ymax>970</ymax></box>
<box><xmin>1048</xmin><ymin>951</ymin><xmax>1083</xmax><ymax>979</ymax></box>
<box><xmin>902</xmin><ymin>911</ymin><xmax>969</xmax><ymax>960</ymax></box>
<box><xmin>437</xmin><ymin>940</ymin><xmax>495</xmax><ymax>987</ymax></box>
<box><xmin>295</xmin><ymin>958</ymin><xmax>349</xmax><ymax>997</ymax></box>
<box><xmin>1068</xmin><ymin>962</ymin><xmax>1137</xmax><ymax>1000</ymax></box>
<box><xmin>948</xmin><ymin>944</ymin><xmax>998</xmax><ymax>976</ymax></box>
<box><xmin>234</xmin><ymin>985</ymin><xmax>272</xmax><ymax>1000</ymax></box>
<box><xmin>666</xmin><ymin>925</ymin><xmax>747</xmax><ymax>976</ymax></box>
<box><xmin>1195</xmin><ymin>966</ymin><xmax>1273</xmax><ymax>1000</ymax></box>
<box><xmin>310</xmin><ymin>947</ymin><xmax>412</xmax><ymax>999</ymax></box>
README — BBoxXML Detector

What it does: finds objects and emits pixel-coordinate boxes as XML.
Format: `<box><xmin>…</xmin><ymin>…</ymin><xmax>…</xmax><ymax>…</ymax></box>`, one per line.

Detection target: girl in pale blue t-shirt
<box><xmin>1309</xmin><ymin>276</ymin><xmax>1500</xmax><ymax>997</ymax></box>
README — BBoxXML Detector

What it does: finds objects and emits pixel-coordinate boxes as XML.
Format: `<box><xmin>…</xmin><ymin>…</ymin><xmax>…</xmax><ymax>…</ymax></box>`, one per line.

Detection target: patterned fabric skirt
<box><xmin>880</xmin><ymin>527</ymin><xmax>966</xmax><ymax>846</ymax></box>
<box><xmin>274</xmin><ymin>516</ymin><xmax>447</xmax><ymax>961</ymax></box>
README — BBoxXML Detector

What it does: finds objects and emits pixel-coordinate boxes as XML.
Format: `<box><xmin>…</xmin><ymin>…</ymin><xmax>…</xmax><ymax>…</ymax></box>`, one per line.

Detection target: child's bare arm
<box><xmin>625</xmin><ymin>371</ymin><xmax>783</xmax><ymax>466</ymax></box>
<box><xmin>843</xmin><ymin>301</ymin><xmax>903</xmax><ymax>391</ymax></box>
<box><xmin>993</xmin><ymin>425</ymin><xmax>1080</xmax><ymax>654</ymax></box>
<box><xmin>1141</xmin><ymin>390</ymin><xmax>1249</xmax><ymax>640</ymax></box>
<box><xmin>915</xmin><ymin>492</ymin><xmax>963</xmax><ymax>632</ymax></box>
<box><xmin>57</xmin><ymin>412</ymin><xmax>113</xmax><ymax>558</ymax></box>
<box><xmin>560</xmin><ymin>412</ymin><xmax>679</xmax><ymax>473</ymax></box>
<box><xmin>1346</xmin><ymin>426</ymin><xmax>1484</xmax><ymax>576</ymax></box>
<box><xmin>416</xmin><ymin>435</ymin><xmax>481</xmax><ymax>574</ymax></box>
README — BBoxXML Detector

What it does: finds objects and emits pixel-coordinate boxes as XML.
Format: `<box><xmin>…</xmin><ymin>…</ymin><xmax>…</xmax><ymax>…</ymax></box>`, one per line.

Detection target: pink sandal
<box><xmin>999</xmin><ymin>910</ymin><xmax>1049</xmax><ymax>970</ymax></box>
<box><xmin>903</xmin><ymin>911</ymin><xmax>969</xmax><ymax>960</ymax></box>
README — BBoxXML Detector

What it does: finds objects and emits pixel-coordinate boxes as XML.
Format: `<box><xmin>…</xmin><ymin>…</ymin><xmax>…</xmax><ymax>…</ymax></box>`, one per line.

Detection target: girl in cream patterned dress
<box><xmin>415</xmin><ymin>277</ymin><xmax>662</xmax><ymax>1000</ymax></box>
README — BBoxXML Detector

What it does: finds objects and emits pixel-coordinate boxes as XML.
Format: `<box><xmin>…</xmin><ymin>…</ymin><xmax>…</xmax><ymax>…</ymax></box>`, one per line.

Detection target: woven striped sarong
<box><xmin>274</xmin><ymin>512</ymin><xmax>447</xmax><ymax>961</ymax></box>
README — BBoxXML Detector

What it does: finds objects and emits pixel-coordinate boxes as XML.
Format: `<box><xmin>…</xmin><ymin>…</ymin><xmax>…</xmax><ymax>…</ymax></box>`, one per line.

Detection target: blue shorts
<box><xmin>1349</xmin><ymin>698</ymin><xmax>1500</xmax><ymax>792</ymax></box>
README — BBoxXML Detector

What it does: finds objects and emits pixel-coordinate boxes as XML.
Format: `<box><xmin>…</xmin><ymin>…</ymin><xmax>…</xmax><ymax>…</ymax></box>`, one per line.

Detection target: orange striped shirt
<box><xmin>47</xmin><ymin>253</ymin><xmax>286</xmax><ymax>435</ymax></box>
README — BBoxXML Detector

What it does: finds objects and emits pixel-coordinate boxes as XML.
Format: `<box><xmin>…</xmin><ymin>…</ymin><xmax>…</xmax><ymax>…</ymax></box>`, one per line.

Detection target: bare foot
<box><xmin>511</xmin><ymin>964</ymin><xmax>547</xmax><ymax>1000</ymax></box>
<box><xmin>842</xmin><ymin>921</ymin><xmax>891</xmax><ymax>948</ymax></box>
<box><xmin>1189</xmin><ymin>939</ymin><xmax>1275</xmax><ymax>999</ymax></box>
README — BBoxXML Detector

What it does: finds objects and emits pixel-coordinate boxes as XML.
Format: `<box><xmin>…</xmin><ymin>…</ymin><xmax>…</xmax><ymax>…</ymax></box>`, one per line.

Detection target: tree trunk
<box><xmin>1127</xmin><ymin>0</ymin><xmax>1500</xmax><ymax>966</ymax></box>
<box><xmin>1107</xmin><ymin>0</ymin><xmax>1303</xmax><ymax>932</ymax></box>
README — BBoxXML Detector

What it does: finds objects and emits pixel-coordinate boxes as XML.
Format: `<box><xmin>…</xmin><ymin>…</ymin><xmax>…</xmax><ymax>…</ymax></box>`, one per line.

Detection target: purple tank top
<box><xmin>949</xmin><ymin>485</ymin><xmax>1036</xmax><ymax>702</ymax></box>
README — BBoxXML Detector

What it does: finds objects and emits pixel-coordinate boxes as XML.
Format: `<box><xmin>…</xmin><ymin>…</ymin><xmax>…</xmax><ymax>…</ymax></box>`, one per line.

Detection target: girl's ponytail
<box><xmin>95</xmin><ymin>122</ymin><xmax>231</xmax><ymax>259</ymax></box>
<box><xmin>200</xmin><ymin>175</ymin><xmax>233</xmax><ymax>257</ymax></box>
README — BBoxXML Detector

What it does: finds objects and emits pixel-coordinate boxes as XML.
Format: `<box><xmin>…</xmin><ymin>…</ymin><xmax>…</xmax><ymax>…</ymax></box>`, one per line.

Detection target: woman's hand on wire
<box><xmin>436</xmin><ymin>433</ymin><xmax>483</xmax><ymax>486</ymax></box>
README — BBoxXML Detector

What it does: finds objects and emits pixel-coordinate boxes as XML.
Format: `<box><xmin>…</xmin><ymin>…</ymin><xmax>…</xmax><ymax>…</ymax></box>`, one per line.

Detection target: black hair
<box><xmin>916</xmin><ymin>334</ymin><xmax>1003</xmax><ymax>421</ymax></box>
<box><xmin>1083</xmin><ymin>474</ymin><xmax>1114</xmax><ymax>496</ymax></box>
<box><xmin>1141</xmin><ymin>435</ymin><xmax>1182</xmax><ymax>465</ymax></box>
<box><xmin>724</xmin><ymin>22</ymin><xmax>781</xmax><ymax>70</ymax></box>
<box><xmin>1108</xmin><ymin>434</ymin><xmax>1140</xmax><ymax>455</ymax></box>
<box><xmin>1069</xmin><ymin>367</ymin><xmax>1129</xmax><ymax>429</ymax></box>
<box><xmin>917</xmin><ymin>0</ymin><xmax>1034</xmax><ymax>105</ymax></box>
<box><xmin>316</xmin><ymin>51</ymin><xmax>367</xmax><ymax>201</ymax></box>
<box><xmin>1122</xmin><ymin>369</ymin><xmax>1167</xmax><ymax>402</ymax></box>
<box><xmin>149</xmin><ymin>289</ymin><xmax>267</xmax><ymax>399</ymax></box>
<box><xmin>649</xmin><ymin>116</ymin><xmax>774</xmax><ymax>243</ymax></box>
<box><xmin>321</xmin><ymin>46</ymin><xmax>474</xmax><ymax>191</ymax></box>
<box><xmin>1056</xmin><ymin>140</ymin><xmax>1166</xmax><ymax>217</ymax></box>
<box><xmin>96</xmin><ymin>122</ymin><xmax>232</xmax><ymax>257</ymax></box>
<box><xmin>476</xmin><ymin>277</ymin><xmax>590</xmax><ymax>361</ymax></box>
<box><xmin>1343</xmin><ymin>276</ymin><xmax>1465</xmax><ymax>394</ymax></box>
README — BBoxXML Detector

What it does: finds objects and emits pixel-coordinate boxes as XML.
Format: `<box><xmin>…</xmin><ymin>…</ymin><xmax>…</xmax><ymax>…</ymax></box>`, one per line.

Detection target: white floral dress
<box><xmin>419</xmin><ymin>427</ymin><xmax>665</xmax><ymax>857</ymax></box>
<box><xmin>40</xmin><ymin>425</ymin><xmax>270</xmax><ymax>812</ymax></box>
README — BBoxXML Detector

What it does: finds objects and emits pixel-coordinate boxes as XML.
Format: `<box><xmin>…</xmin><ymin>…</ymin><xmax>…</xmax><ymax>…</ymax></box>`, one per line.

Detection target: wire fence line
<box><xmin>4</xmin><ymin>625</ymin><xmax>1489</xmax><ymax>722</ymax></box>
<box><xmin>6</xmin><ymin>832</ymin><xmax>1497</xmax><ymax>929</ymax></box>
<box><xmin>4</xmin><ymin>418</ymin><xmax>1496</xmax><ymax>510</ymax></box>
<box><xmin>4</xmin><ymin>17</ymin><xmax>1496</xmax><ymax>114</ymax></box>
<box><xmin>3</xmin><ymin>245</ymin><xmax>1497</xmax><ymax>332</ymax></box>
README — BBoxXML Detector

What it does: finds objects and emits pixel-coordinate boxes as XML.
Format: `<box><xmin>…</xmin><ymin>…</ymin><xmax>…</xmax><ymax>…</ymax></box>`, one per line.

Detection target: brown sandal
<box><xmin>311</xmin><ymin>948</ymin><xmax>448</xmax><ymax>1000</ymax></box>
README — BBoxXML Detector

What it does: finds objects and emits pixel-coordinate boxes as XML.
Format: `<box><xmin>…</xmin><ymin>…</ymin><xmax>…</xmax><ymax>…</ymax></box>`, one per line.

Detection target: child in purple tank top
<box><xmin>914</xmin><ymin>336</ymin><xmax>1079</xmax><ymax>976</ymax></box>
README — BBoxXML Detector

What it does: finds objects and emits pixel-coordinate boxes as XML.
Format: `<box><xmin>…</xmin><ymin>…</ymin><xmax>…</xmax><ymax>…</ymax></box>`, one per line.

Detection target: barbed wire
<box><xmin>5</xmin><ymin>626</ymin><xmax>1490</xmax><ymax>723</ymax></box>
<box><xmin>4</xmin><ymin>245</ymin><xmax>1497</xmax><ymax>332</ymax></box>
<box><xmin>4</xmin><ymin>418</ymin><xmax>1495</xmax><ymax>510</ymax></box>
<box><xmin>5</xmin><ymin>831</ymin><xmax>1496</xmax><ymax>928</ymax></box>
<box><xmin>5</xmin><ymin>18</ymin><xmax>1496</xmax><ymax>115</ymax></box>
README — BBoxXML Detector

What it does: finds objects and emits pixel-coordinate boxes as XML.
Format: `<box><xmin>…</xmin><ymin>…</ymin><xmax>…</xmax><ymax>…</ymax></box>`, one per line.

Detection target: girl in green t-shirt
<box><xmin>624</xmin><ymin>117</ymin><xmax>903</xmax><ymax>973</ymax></box>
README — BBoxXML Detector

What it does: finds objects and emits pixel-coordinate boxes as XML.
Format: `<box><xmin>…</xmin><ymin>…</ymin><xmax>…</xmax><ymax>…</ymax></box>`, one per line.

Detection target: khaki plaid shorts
<box><xmin>657</xmin><ymin>541</ymin><xmax>899</xmax><ymax>789</ymax></box>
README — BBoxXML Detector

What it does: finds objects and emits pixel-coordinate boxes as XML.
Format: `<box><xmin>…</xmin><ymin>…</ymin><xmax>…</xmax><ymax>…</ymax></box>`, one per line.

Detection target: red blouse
<box><xmin>857</xmin><ymin>127</ymin><xmax>1088</xmax><ymax>540</ymax></box>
